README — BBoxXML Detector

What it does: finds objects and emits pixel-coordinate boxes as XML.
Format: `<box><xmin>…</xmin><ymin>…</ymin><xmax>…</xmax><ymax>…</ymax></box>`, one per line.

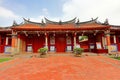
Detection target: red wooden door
<box><xmin>56</xmin><ymin>34</ymin><xmax>66</xmax><ymax>52</ymax></box>
<box><xmin>118</xmin><ymin>43</ymin><xmax>120</xmax><ymax>51</ymax></box>
<box><xmin>26</xmin><ymin>34</ymin><xmax>45</xmax><ymax>53</ymax></box>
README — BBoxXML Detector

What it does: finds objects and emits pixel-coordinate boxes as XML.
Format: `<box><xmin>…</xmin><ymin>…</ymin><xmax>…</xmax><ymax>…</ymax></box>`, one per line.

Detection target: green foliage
<box><xmin>73</xmin><ymin>48</ymin><xmax>84</xmax><ymax>55</ymax></box>
<box><xmin>38</xmin><ymin>47</ymin><xmax>48</xmax><ymax>55</ymax></box>
<box><xmin>0</xmin><ymin>58</ymin><xmax>11</xmax><ymax>63</ymax></box>
<box><xmin>79</xmin><ymin>36</ymin><xmax>88</xmax><ymax>41</ymax></box>
<box><xmin>79</xmin><ymin>37</ymin><xmax>84</xmax><ymax>41</ymax></box>
<box><xmin>114</xmin><ymin>57</ymin><xmax>120</xmax><ymax>60</ymax></box>
<box><xmin>110</xmin><ymin>56</ymin><xmax>120</xmax><ymax>60</ymax></box>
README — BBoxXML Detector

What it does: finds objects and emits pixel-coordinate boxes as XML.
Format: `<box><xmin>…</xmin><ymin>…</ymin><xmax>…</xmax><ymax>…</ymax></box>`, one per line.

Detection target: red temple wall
<box><xmin>116</xmin><ymin>35</ymin><xmax>120</xmax><ymax>51</ymax></box>
<box><xmin>0</xmin><ymin>34</ymin><xmax>6</xmax><ymax>53</ymax></box>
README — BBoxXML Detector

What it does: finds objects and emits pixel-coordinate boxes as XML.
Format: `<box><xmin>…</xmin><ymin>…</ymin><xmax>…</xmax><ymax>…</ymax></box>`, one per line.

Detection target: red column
<box><xmin>73</xmin><ymin>32</ymin><xmax>77</xmax><ymax>48</ymax></box>
<box><xmin>105</xmin><ymin>30</ymin><xmax>111</xmax><ymax>53</ymax></box>
<box><xmin>11</xmin><ymin>31</ymin><xmax>18</xmax><ymax>53</ymax></box>
<box><xmin>113</xmin><ymin>35</ymin><xmax>116</xmax><ymax>43</ymax></box>
<box><xmin>0</xmin><ymin>35</ymin><xmax>1</xmax><ymax>53</ymax></box>
<box><xmin>45</xmin><ymin>32</ymin><xmax>48</xmax><ymax>48</ymax></box>
<box><xmin>5</xmin><ymin>37</ymin><xmax>8</xmax><ymax>46</ymax></box>
<box><xmin>17</xmin><ymin>35</ymin><xmax>21</xmax><ymax>52</ymax></box>
<box><xmin>106</xmin><ymin>35</ymin><xmax>110</xmax><ymax>46</ymax></box>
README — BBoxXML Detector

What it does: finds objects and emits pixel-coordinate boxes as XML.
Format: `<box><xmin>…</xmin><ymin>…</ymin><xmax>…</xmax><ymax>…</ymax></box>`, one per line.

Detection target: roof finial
<box><xmin>59</xmin><ymin>20</ymin><xmax>62</xmax><ymax>25</ymax></box>
<box><xmin>23</xmin><ymin>17</ymin><xmax>28</xmax><ymax>23</ymax></box>
<box><xmin>12</xmin><ymin>20</ymin><xmax>17</xmax><ymax>26</ymax></box>
<box><xmin>23</xmin><ymin>17</ymin><xmax>26</xmax><ymax>21</ymax></box>
<box><xmin>28</xmin><ymin>18</ymin><xmax>30</xmax><ymax>21</ymax></box>
<box><xmin>41</xmin><ymin>19</ymin><xmax>44</xmax><ymax>23</ymax></box>
<box><xmin>77</xmin><ymin>19</ymin><xmax>80</xmax><ymax>23</ymax></box>
<box><xmin>91</xmin><ymin>18</ymin><xmax>94</xmax><ymax>21</ymax></box>
<box><xmin>104</xmin><ymin>18</ymin><xmax>109</xmax><ymax>25</ymax></box>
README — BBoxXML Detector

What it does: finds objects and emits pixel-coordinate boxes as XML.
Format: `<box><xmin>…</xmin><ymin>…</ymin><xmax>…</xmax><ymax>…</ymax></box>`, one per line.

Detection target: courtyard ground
<box><xmin>0</xmin><ymin>53</ymin><xmax>120</xmax><ymax>80</ymax></box>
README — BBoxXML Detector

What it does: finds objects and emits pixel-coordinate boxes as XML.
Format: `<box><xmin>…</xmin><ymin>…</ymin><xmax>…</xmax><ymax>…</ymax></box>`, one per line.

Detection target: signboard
<box><xmin>4</xmin><ymin>46</ymin><xmax>11</xmax><ymax>54</ymax></box>
<box><xmin>27</xmin><ymin>45</ymin><xmax>33</xmax><ymax>52</ymax></box>
<box><xmin>90</xmin><ymin>43</ymin><xmax>94</xmax><ymax>49</ymax></box>
<box><xmin>76</xmin><ymin>44</ymin><xmax>80</xmax><ymax>48</ymax></box>
<box><xmin>110</xmin><ymin>44</ymin><xmax>118</xmax><ymax>52</ymax></box>
<box><xmin>50</xmin><ymin>46</ymin><xmax>55</xmax><ymax>51</ymax></box>
<box><xmin>66</xmin><ymin>46</ymin><xmax>72</xmax><ymax>51</ymax></box>
<box><xmin>96</xmin><ymin>42</ymin><xmax>102</xmax><ymax>49</ymax></box>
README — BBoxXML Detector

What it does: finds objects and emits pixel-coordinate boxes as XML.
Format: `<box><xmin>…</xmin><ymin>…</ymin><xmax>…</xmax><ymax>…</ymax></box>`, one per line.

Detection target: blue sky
<box><xmin>1</xmin><ymin>0</ymin><xmax>63</xmax><ymax>17</ymax></box>
<box><xmin>0</xmin><ymin>0</ymin><xmax>120</xmax><ymax>26</ymax></box>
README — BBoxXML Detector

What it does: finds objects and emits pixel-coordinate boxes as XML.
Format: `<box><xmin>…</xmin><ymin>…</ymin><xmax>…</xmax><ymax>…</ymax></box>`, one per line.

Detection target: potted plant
<box><xmin>73</xmin><ymin>48</ymin><xmax>84</xmax><ymax>57</ymax></box>
<box><xmin>38</xmin><ymin>47</ymin><xmax>48</xmax><ymax>58</ymax></box>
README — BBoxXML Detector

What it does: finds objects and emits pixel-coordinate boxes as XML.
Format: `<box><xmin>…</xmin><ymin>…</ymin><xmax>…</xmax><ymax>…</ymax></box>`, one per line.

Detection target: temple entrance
<box><xmin>26</xmin><ymin>34</ymin><xmax>45</xmax><ymax>53</ymax></box>
<box><xmin>55</xmin><ymin>34</ymin><xmax>66</xmax><ymax>52</ymax></box>
<box><xmin>78</xmin><ymin>35</ymin><xmax>89</xmax><ymax>52</ymax></box>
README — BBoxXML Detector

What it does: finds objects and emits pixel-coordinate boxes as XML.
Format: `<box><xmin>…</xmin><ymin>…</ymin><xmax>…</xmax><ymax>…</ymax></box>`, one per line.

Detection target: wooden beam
<box><xmin>36</xmin><ymin>31</ymin><xmax>40</xmax><ymax>36</ymax></box>
<box><xmin>23</xmin><ymin>31</ymin><xmax>28</xmax><ymax>36</ymax></box>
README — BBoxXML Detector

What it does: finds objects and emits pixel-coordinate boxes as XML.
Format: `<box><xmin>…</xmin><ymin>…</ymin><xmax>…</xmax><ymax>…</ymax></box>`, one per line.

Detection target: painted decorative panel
<box><xmin>50</xmin><ymin>36</ymin><xmax>55</xmax><ymax>45</ymax></box>
<box><xmin>66</xmin><ymin>37</ymin><xmax>71</xmax><ymax>44</ymax></box>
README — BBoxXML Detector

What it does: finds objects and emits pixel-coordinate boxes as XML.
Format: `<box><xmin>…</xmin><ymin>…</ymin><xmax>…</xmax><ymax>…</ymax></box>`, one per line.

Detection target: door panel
<box><xmin>55</xmin><ymin>34</ymin><xmax>66</xmax><ymax>52</ymax></box>
<box><xmin>26</xmin><ymin>34</ymin><xmax>45</xmax><ymax>53</ymax></box>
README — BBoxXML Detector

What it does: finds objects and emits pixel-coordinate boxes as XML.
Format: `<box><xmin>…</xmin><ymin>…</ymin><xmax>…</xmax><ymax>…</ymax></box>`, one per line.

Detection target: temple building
<box><xmin>0</xmin><ymin>17</ymin><xmax>119</xmax><ymax>54</ymax></box>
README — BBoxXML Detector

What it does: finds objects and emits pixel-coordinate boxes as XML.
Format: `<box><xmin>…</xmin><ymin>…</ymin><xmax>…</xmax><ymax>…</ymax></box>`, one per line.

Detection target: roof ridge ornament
<box><xmin>77</xmin><ymin>19</ymin><xmax>80</xmax><ymax>23</ymax></box>
<box><xmin>104</xmin><ymin>18</ymin><xmax>109</xmax><ymax>25</ymax></box>
<box><xmin>95</xmin><ymin>17</ymin><xmax>98</xmax><ymax>21</ymax></box>
<box><xmin>59</xmin><ymin>20</ymin><xmax>62</xmax><ymax>25</ymax></box>
<box><xmin>91</xmin><ymin>17</ymin><xmax>98</xmax><ymax>21</ymax></box>
<box><xmin>41</xmin><ymin>19</ymin><xmax>44</xmax><ymax>24</ymax></box>
<box><xmin>12</xmin><ymin>20</ymin><xmax>18</xmax><ymax>26</ymax></box>
<box><xmin>91</xmin><ymin>18</ymin><xmax>94</xmax><ymax>21</ymax></box>
<box><xmin>23</xmin><ymin>18</ymin><xmax>30</xmax><ymax>23</ymax></box>
<box><xmin>41</xmin><ymin>19</ymin><xmax>46</xmax><ymax>26</ymax></box>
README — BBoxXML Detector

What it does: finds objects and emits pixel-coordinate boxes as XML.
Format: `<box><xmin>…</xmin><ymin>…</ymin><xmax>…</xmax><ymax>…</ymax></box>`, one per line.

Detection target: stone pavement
<box><xmin>0</xmin><ymin>54</ymin><xmax>120</xmax><ymax>80</ymax></box>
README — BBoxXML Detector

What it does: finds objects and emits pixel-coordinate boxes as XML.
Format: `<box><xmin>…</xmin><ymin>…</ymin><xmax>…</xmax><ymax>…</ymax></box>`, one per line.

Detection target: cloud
<box><xmin>30</xmin><ymin>15</ymin><xmax>44</xmax><ymax>22</ymax></box>
<box><xmin>30</xmin><ymin>8</ymin><xmax>49</xmax><ymax>22</ymax></box>
<box><xmin>30</xmin><ymin>15</ymin><xmax>61</xmax><ymax>23</ymax></box>
<box><xmin>42</xmin><ymin>8</ymin><xmax>49</xmax><ymax>15</ymax></box>
<box><xmin>0</xmin><ymin>7</ymin><xmax>19</xmax><ymax>18</ymax></box>
<box><xmin>30</xmin><ymin>8</ymin><xmax>51</xmax><ymax>22</ymax></box>
<box><xmin>0</xmin><ymin>0</ymin><xmax>20</xmax><ymax>26</ymax></box>
<box><xmin>33</xmin><ymin>0</ymin><xmax>120</xmax><ymax>25</ymax></box>
<box><xmin>62</xmin><ymin>0</ymin><xmax>120</xmax><ymax>25</ymax></box>
<box><xmin>0</xmin><ymin>0</ymin><xmax>3</xmax><ymax>4</ymax></box>
<box><xmin>0</xmin><ymin>4</ymin><xmax>20</xmax><ymax>26</ymax></box>
<box><xmin>1</xmin><ymin>0</ymin><xmax>120</xmax><ymax>26</ymax></box>
<box><xmin>30</xmin><ymin>8</ymin><xmax>62</xmax><ymax>23</ymax></box>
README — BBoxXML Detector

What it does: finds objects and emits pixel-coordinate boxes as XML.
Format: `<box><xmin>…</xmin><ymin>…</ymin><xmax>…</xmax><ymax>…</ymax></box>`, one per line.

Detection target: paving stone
<box><xmin>0</xmin><ymin>55</ymin><xmax>120</xmax><ymax>80</ymax></box>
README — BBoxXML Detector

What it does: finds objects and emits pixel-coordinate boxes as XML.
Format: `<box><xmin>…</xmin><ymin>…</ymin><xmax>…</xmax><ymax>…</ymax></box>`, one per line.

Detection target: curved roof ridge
<box><xmin>110</xmin><ymin>25</ymin><xmax>120</xmax><ymax>27</ymax></box>
<box><xmin>77</xmin><ymin>17</ymin><xmax>98</xmax><ymax>24</ymax></box>
<box><xmin>22</xmin><ymin>18</ymin><xmax>45</xmax><ymax>26</ymax></box>
<box><xmin>45</xmin><ymin>17</ymin><xmax>76</xmax><ymax>24</ymax></box>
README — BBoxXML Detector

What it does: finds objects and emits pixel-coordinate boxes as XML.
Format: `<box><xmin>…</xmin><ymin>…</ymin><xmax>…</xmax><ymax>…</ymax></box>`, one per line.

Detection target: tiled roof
<box><xmin>0</xmin><ymin>27</ymin><xmax>11</xmax><ymax>32</ymax></box>
<box><xmin>11</xmin><ymin>18</ymin><xmax>110</xmax><ymax>31</ymax></box>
